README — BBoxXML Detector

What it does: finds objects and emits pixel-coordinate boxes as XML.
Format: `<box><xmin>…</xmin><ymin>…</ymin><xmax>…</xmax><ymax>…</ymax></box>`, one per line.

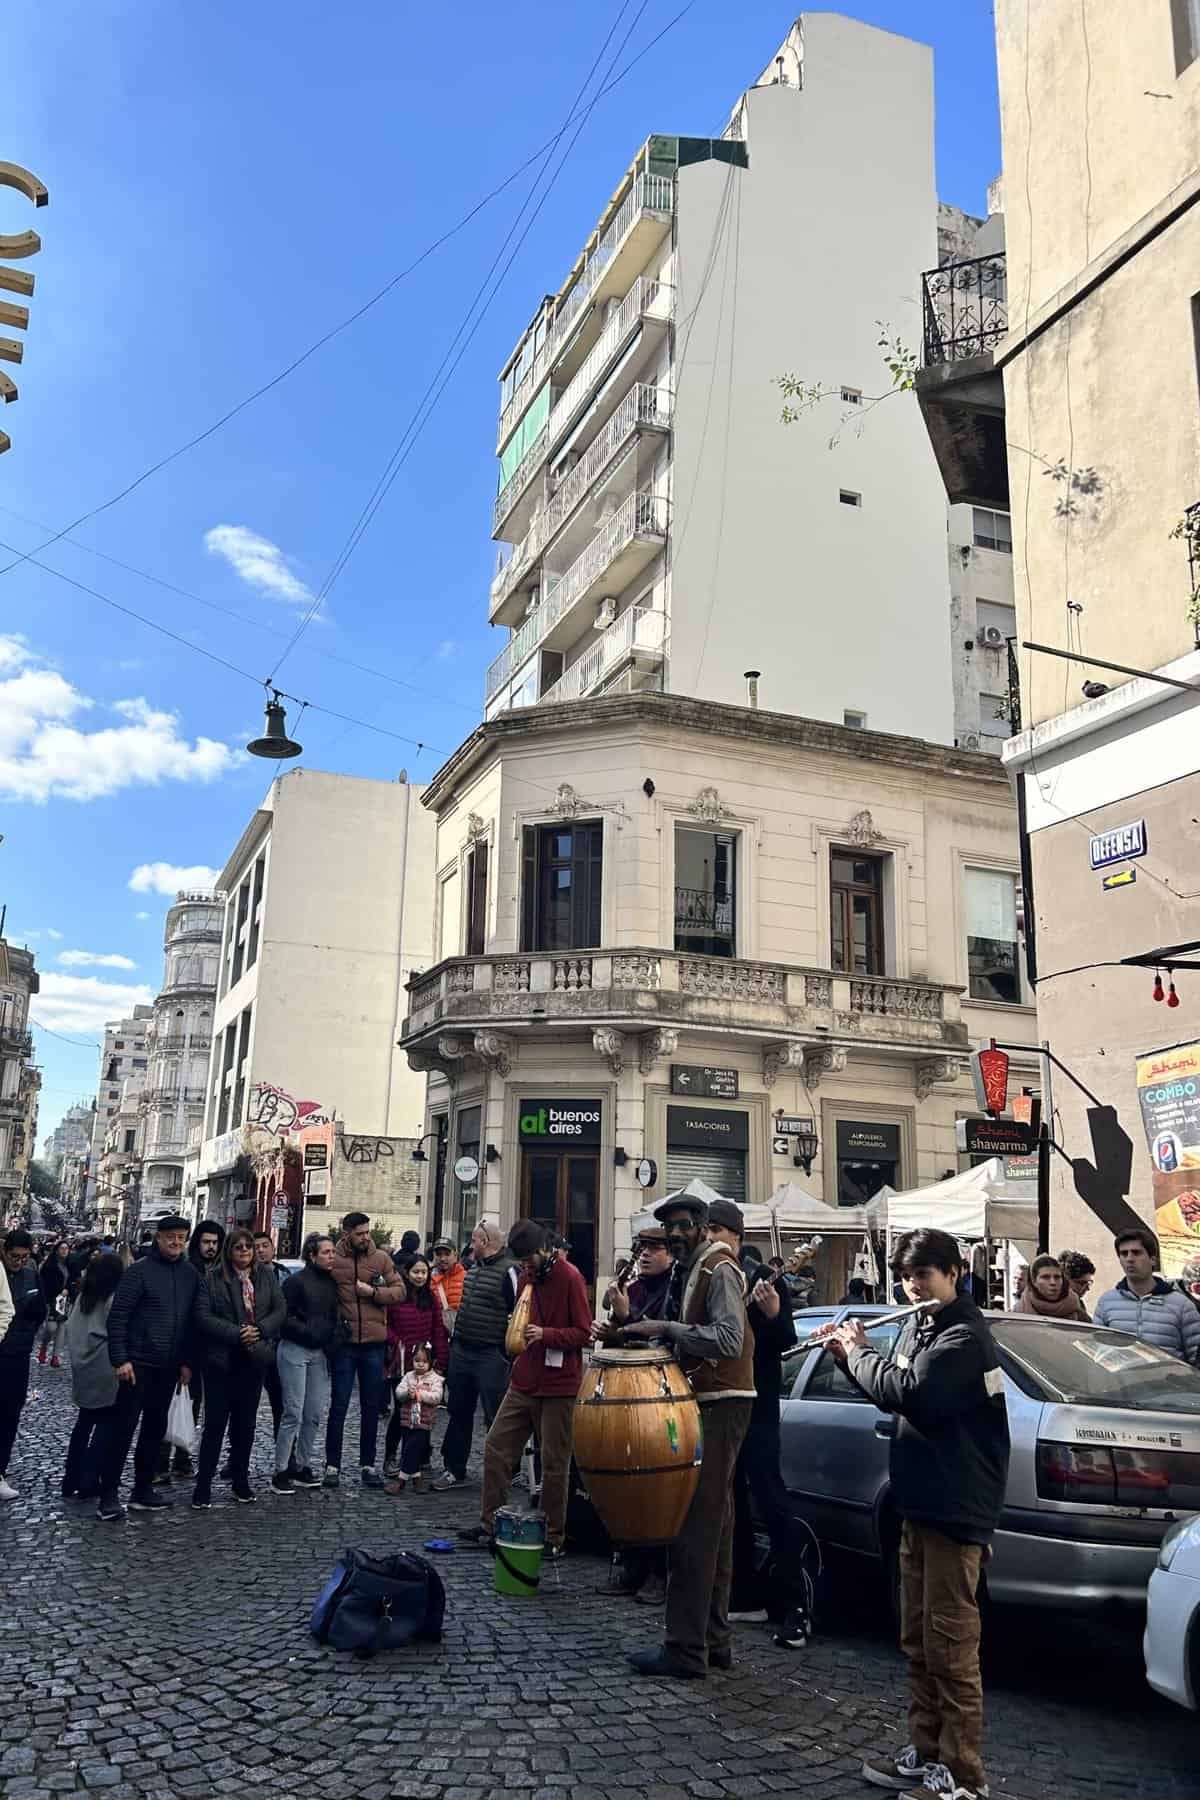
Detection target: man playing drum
<box><xmin>624</xmin><ymin>1191</ymin><xmax>755</xmax><ymax>1679</ymax></box>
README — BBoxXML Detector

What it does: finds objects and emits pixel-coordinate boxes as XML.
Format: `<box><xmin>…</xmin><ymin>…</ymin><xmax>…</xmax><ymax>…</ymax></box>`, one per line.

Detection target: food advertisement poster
<box><xmin>1135</xmin><ymin>1040</ymin><xmax>1200</xmax><ymax>1274</ymax></box>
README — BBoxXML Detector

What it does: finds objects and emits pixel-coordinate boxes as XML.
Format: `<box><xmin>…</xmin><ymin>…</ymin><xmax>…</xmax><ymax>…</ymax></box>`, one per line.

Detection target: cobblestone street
<box><xmin>1</xmin><ymin>1369</ymin><xmax>1194</xmax><ymax>1800</ymax></box>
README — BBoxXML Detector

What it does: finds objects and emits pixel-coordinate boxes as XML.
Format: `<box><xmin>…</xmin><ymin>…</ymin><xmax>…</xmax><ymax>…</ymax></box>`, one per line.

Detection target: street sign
<box><xmin>772</xmin><ymin>1136</ymin><xmax>790</xmax><ymax>1157</ymax></box>
<box><xmin>956</xmin><ymin>1116</ymin><xmax>1039</xmax><ymax>1157</ymax></box>
<box><xmin>971</xmin><ymin>1044</ymin><xmax>1010</xmax><ymax>1117</ymax></box>
<box><xmin>773</xmin><ymin>1114</ymin><xmax>814</xmax><ymax>1136</ymax></box>
<box><xmin>1090</xmin><ymin>819</ymin><xmax>1146</xmax><ymax>870</ymax></box>
<box><xmin>303</xmin><ymin>1142</ymin><xmax>328</xmax><ymax>1168</ymax></box>
<box><xmin>670</xmin><ymin>1064</ymin><xmax>739</xmax><ymax>1099</ymax></box>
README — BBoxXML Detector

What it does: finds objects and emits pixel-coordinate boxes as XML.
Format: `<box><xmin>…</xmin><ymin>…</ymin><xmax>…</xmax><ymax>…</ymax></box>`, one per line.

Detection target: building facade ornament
<box><xmin>465</xmin><ymin>811</ymin><xmax>488</xmax><ymax>841</ymax></box>
<box><xmin>473</xmin><ymin>1031</ymin><xmax>515</xmax><ymax>1077</ymax></box>
<box><xmin>846</xmin><ymin>808</ymin><xmax>882</xmax><ymax>847</ymax></box>
<box><xmin>687</xmin><ymin>785</ymin><xmax>730</xmax><ymax>825</ymax></box>
<box><xmin>552</xmin><ymin>783</ymin><xmax>585</xmax><ymax>817</ymax></box>
<box><xmin>914</xmin><ymin>1056</ymin><xmax>964</xmax><ymax>1102</ymax></box>
<box><xmin>762</xmin><ymin>1038</ymin><xmax>809</xmax><ymax>1089</ymax></box>
<box><xmin>638</xmin><ymin>1028</ymin><xmax>679</xmax><ymax>1075</ymax></box>
<box><xmin>592</xmin><ymin>1027</ymin><xmax>626</xmax><ymax>1076</ymax></box>
<box><xmin>437</xmin><ymin>1033</ymin><xmax>470</xmax><ymax>1062</ymax></box>
<box><xmin>803</xmin><ymin>1045</ymin><xmax>848</xmax><ymax>1089</ymax></box>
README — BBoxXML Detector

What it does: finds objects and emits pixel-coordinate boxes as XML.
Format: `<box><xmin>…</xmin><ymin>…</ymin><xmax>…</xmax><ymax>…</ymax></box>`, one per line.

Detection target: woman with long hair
<box><xmin>382</xmin><ymin>1255</ymin><xmax>447</xmax><ymax>1476</ymax></box>
<box><xmin>37</xmin><ymin>1240</ymin><xmax>72</xmax><ymax>1368</ymax></box>
<box><xmin>1015</xmin><ymin>1253</ymin><xmax>1089</xmax><ymax>1320</ymax></box>
<box><xmin>273</xmin><ymin>1232</ymin><xmax>340</xmax><ymax>1494</ymax></box>
<box><xmin>62</xmin><ymin>1251</ymin><xmax>124</xmax><ymax>1497</ymax></box>
<box><xmin>192</xmin><ymin>1228</ymin><xmax>285</xmax><ymax>1507</ymax></box>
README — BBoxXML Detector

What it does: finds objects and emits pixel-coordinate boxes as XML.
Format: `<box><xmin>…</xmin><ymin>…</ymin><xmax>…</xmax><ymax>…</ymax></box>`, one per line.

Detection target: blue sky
<box><xmin>2</xmin><ymin>1</ymin><xmax>1000</xmax><ymax>1143</ymax></box>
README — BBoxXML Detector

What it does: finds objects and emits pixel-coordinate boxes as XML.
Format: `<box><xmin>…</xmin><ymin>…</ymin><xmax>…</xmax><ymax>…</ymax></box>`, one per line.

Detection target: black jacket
<box><xmin>40</xmin><ymin>1257</ymin><xmax>70</xmax><ymax>1306</ymax></box>
<box><xmin>748</xmin><ymin>1271</ymin><xmax>797</xmax><ymax>1424</ymax></box>
<box><xmin>281</xmin><ymin>1263</ymin><xmax>340</xmax><ymax>1352</ymax></box>
<box><xmin>107</xmin><ymin>1247</ymin><xmax>201</xmax><ymax>1371</ymax></box>
<box><xmin>1</xmin><ymin>1264</ymin><xmax>47</xmax><ymax>1361</ymax></box>
<box><xmin>194</xmin><ymin>1264</ymin><xmax>286</xmax><ymax>1374</ymax></box>
<box><xmin>846</xmin><ymin>1293</ymin><xmax>1010</xmax><ymax>1544</ymax></box>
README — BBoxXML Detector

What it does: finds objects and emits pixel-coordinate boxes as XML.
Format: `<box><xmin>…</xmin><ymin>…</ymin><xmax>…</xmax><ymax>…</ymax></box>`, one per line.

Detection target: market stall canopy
<box><xmin>884</xmin><ymin>1158</ymin><xmax>1036</xmax><ymax>1249</ymax></box>
<box><xmin>741</xmin><ymin>1184</ymin><xmax>883</xmax><ymax>1237</ymax></box>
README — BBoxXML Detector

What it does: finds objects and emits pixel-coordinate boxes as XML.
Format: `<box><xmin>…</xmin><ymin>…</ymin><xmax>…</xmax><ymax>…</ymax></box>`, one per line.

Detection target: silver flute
<box><xmin>782</xmin><ymin>1299</ymin><xmax>938</xmax><ymax>1361</ymax></box>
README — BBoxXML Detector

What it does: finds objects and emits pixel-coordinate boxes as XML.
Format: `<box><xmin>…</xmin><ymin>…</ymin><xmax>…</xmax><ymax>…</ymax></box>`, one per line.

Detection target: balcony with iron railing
<box><xmin>537</xmin><ymin>606</ymin><xmax>666</xmax><ymax>707</ymax></box>
<box><xmin>496</xmin><ymin>172</ymin><xmax>675</xmax><ymax>452</ymax></box>
<box><xmin>486</xmin><ymin>490</ymin><xmax>669</xmax><ymax>702</ymax></box>
<box><xmin>152</xmin><ymin>1035</ymin><xmax>212</xmax><ymax>1056</ymax></box>
<box><xmin>915</xmin><ymin>251</ymin><xmax>1009</xmax><ymax>510</ymax></box>
<box><xmin>674</xmin><ymin>886</ymin><xmax>734</xmax><ymax>942</ymax></box>
<box><xmin>490</xmin><ymin>383</ymin><xmax>671</xmax><ymax>625</ymax></box>
<box><xmin>492</xmin><ymin>277</ymin><xmax>673</xmax><ymax>539</ymax></box>
<box><xmin>0</xmin><ymin>1024</ymin><xmax>33</xmax><ymax>1058</ymax></box>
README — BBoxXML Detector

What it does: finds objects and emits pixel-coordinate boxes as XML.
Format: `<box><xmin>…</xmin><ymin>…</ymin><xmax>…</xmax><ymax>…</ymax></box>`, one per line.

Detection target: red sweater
<box><xmin>510</xmin><ymin>1256</ymin><xmax>592</xmax><ymax>1397</ymax></box>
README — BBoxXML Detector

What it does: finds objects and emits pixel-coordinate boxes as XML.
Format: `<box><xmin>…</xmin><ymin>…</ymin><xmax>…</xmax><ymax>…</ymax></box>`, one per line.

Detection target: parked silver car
<box><xmin>780</xmin><ymin>1307</ymin><xmax>1200</xmax><ymax>1610</ymax></box>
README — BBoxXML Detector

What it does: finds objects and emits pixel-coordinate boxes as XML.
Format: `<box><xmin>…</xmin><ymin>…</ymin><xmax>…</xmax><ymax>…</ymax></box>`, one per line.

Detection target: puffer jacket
<box><xmin>1094</xmin><ymin>1278</ymin><xmax>1200</xmax><ymax>1363</ymax></box>
<box><xmin>1</xmin><ymin>1264</ymin><xmax>46</xmax><ymax>1362</ymax></box>
<box><xmin>194</xmin><ymin>1263</ymin><xmax>286</xmax><ymax>1374</ymax></box>
<box><xmin>106</xmin><ymin>1247</ymin><xmax>200</xmax><ymax>1371</ymax></box>
<box><xmin>280</xmin><ymin>1263</ymin><xmax>341</xmax><ymax>1352</ymax></box>
<box><xmin>328</xmin><ymin>1235</ymin><xmax>405</xmax><ymax>1344</ymax></box>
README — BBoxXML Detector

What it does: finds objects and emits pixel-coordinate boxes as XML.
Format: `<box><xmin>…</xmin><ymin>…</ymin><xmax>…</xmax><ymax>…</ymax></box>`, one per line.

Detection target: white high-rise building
<box><xmin>140</xmin><ymin>892</ymin><xmax>223</xmax><ymax>1217</ymax></box>
<box><xmin>86</xmin><ymin>1006</ymin><xmax>153</xmax><ymax>1224</ymax></box>
<box><xmin>485</xmin><ymin>14</ymin><xmax>955</xmax><ymax>740</ymax></box>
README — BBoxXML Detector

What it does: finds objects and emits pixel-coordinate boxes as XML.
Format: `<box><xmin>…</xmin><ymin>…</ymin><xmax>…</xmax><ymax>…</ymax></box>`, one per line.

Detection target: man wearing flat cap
<box><xmin>624</xmin><ymin>1189</ymin><xmax>755</xmax><ymax>1680</ymax></box>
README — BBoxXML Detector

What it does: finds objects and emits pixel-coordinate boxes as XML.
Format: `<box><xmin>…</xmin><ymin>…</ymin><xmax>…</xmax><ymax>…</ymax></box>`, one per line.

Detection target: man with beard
<box><xmin>624</xmin><ymin>1192</ymin><xmax>754</xmax><ymax>1679</ymax></box>
<box><xmin>156</xmin><ymin>1221</ymin><xmax>224</xmax><ymax>1484</ymax></box>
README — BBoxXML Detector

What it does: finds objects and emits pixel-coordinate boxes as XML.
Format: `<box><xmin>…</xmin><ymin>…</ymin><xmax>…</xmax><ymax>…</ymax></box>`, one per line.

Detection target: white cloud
<box><xmin>436</xmin><ymin>638</ymin><xmax>457</xmax><ymax>661</ymax></box>
<box><xmin>31</xmin><ymin>973</ymin><xmax>155</xmax><ymax>1036</ymax></box>
<box><xmin>0</xmin><ymin>636</ymin><xmax>235</xmax><ymax>804</ymax></box>
<box><xmin>58</xmin><ymin>950</ymin><xmax>137</xmax><ymax>970</ymax></box>
<box><xmin>205</xmin><ymin>525</ymin><xmax>313</xmax><ymax>607</ymax></box>
<box><xmin>129</xmin><ymin>862</ymin><xmax>220</xmax><ymax>896</ymax></box>
<box><xmin>46</xmin><ymin>928</ymin><xmax>63</xmax><ymax>940</ymax></box>
<box><xmin>134</xmin><ymin>911</ymin><xmax>151</xmax><ymax>921</ymax></box>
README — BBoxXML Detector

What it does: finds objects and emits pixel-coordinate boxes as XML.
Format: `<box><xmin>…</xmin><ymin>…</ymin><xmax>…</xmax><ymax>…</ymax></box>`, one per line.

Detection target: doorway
<box><xmin>521</xmin><ymin>1151</ymin><xmax>599</xmax><ymax>1293</ymax></box>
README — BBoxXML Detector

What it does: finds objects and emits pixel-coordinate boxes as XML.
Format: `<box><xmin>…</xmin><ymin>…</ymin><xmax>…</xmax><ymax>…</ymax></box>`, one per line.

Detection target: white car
<box><xmin>1145</xmin><ymin>1512</ymin><xmax>1200</xmax><ymax>1709</ymax></box>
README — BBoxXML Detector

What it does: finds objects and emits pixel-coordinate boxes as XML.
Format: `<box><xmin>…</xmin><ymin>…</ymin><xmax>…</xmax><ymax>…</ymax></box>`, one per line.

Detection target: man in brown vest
<box><xmin>624</xmin><ymin>1191</ymin><xmax>755</xmax><ymax>1679</ymax></box>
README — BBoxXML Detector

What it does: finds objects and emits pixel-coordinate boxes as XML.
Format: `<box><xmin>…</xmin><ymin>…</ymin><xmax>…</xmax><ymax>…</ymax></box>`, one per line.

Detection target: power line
<box><xmin>0</xmin><ymin>0</ymin><xmax>701</xmax><ymax>593</ymax></box>
<box><xmin>266</xmin><ymin>0</ymin><xmax>654</xmax><ymax>684</ymax></box>
<box><xmin>29</xmin><ymin>1021</ymin><xmax>102</xmax><ymax>1050</ymax></box>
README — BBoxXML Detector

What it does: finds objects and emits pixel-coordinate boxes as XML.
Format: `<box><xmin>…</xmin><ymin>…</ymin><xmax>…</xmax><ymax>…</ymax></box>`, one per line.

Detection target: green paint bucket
<box><xmin>493</xmin><ymin>1507</ymin><xmax>546</xmax><ymax>1596</ymax></box>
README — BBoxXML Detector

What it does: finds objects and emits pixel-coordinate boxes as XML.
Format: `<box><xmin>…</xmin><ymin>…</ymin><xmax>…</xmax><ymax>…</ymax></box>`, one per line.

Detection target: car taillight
<box><xmin>1037</xmin><ymin>1441</ymin><xmax>1187</xmax><ymax>1506</ymax></box>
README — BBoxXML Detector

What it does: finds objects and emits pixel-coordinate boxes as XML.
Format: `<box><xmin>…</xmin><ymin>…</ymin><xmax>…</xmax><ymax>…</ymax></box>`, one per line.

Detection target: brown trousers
<box><xmin>899</xmin><ymin>1521</ymin><xmax>987</xmax><ymax>1793</ymax></box>
<box><xmin>665</xmin><ymin>1398</ymin><xmax>752</xmax><ymax>1675</ymax></box>
<box><xmin>480</xmin><ymin>1388</ymin><xmax>576</xmax><ymax>1549</ymax></box>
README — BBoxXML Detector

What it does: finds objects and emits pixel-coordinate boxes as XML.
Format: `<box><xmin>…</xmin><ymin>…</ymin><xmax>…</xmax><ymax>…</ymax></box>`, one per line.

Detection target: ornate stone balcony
<box><xmin>402</xmin><ymin>949</ymin><xmax>966</xmax><ymax>1082</ymax></box>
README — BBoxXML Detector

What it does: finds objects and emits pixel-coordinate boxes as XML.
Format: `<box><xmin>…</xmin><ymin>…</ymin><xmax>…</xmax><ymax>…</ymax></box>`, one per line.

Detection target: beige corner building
<box><xmin>401</xmin><ymin>694</ymin><xmax>1039</xmax><ymax>1292</ymax></box>
<box><xmin>919</xmin><ymin>2</ymin><xmax>1200</xmax><ymax>1273</ymax></box>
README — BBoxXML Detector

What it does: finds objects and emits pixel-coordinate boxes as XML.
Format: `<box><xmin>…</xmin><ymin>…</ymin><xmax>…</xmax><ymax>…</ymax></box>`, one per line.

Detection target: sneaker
<box><xmin>96</xmin><ymin>1495</ymin><xmax>126</xmax><ymax>1521</ymax></box>
<box><xmin>323</xmin><ymin>1465</ymin><xmax>340</xmax><ymax>1489</ymax></box>
<box><xmin>456</xmin><ymin>1525</ymin><xmax>491</xmax><ymax>1547</ymax></box>
<box><xmin>864</xmin><ymin>1748</ymin><xmax>935</xmax><ymax>1792</ymax></box>
<box><xmin>190</xmin><ymin>1491</ymin><xmax>212</xmax><ymax>1511</ymax></box>
<box><xmin>431</xmin><ymin>1470</ymin><xmax>466</xmax><ymax>1491</ymax></box>
<box><xmin>50</xmin><ymin>1356</ymin><xmax>62</xmax><ymax>1370</ymax></box>
<box><xmin>728</xmin><ymin>1607</ymin><xmax>769</xmax><ymax>1623</ymax></box>
<box><xmin>232</xmin><ymin>1486</ymin><xmax>256</xmax><ymax>1505</ymax></box>
<box><xmin>270</xmin><ymin>1471</ymin><xmax>295</xmax><ymax>1495</ymax></box>
<box><xmin>634</xmin><ymin>1575</ymin><xmax>667</xmax><ymax>1607</ymax></box>
<box><xmin>0</xmin><ymin>1477</ymin><xmax>17</xmax><ymax>1502</ymax></box>
<box><xmin>360</xmin><ymin>1466</ymin><xmax>384</xmax><ymax>1489</ymax></box>
<box><xmin>128</xmin><ymin>1487</ymin><xmax>172</xmax><ymax>1511</ymax></box>
<box><xmin>37</xmin><ymin>1346</ymin><xmax>47</xmax><ymax>1365</ymax></box>
<box><xmin>292</xmin><ymin>1466</ymin><xmax>322</xmax><ymax>1489</ymax></box>
<box><xmin>385</xmin><ymin>1476</ymin><xmax>408</xmax><ymax>1496</ymax></box>
<box><xmin>902</xmin><ymin>1766</ymin><xmax>986</xmax><ymax>1800</ymax></box>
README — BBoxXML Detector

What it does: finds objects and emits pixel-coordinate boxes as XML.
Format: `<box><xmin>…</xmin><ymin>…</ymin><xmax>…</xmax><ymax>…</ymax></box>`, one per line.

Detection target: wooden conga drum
<box><xmin>573</xmin><ymin>1345</ymin><xmax>702</xmax><ymax>1546</ymax></box>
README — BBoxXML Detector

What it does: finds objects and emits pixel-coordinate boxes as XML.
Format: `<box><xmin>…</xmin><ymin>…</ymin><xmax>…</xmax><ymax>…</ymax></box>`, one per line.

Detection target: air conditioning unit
<box><xmin>594</xmin><ymin>598</ymin><xmax>618</xmax><ymax>631</ymax></box>
<box><xmin>981</xmin><ymin>626</ymin><xmax>1005</xmax><ymax>647</ymax></box>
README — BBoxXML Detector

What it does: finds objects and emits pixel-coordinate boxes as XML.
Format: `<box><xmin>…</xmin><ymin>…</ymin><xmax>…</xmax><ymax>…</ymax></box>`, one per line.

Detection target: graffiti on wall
<box><xmin>340</xmin><ymin>1136</ymin><xmax>396</xmax><ymax>1166</ymax></box>
<box><xmin>249</xmin><ymin>1082</ymin><xmax>335</xmax><ymax>1136</ymax></box>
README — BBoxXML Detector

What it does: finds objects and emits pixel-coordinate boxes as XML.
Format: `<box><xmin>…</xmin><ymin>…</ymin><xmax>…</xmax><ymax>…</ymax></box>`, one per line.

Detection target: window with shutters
<box><xmin>830</xmin><ymin>851</ymin><xmax>885</xmax><ymax>975</ymax></box>
<box><xmin>465</xmin><ymin>839</ymin><xmax>489</xmax><ymax>958</ymax></box>
<box><xmin>521</xmin><ymin>821</ymin><xmax>603</xmax><ymax>952</ymax></box>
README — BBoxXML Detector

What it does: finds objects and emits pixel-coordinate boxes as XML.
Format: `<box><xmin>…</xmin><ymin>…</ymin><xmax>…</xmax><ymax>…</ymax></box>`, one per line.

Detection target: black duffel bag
<box><xmin>310</xmin><ymin>1548</ymin><xmax>446</xmax><ymax>1657</ymax></box>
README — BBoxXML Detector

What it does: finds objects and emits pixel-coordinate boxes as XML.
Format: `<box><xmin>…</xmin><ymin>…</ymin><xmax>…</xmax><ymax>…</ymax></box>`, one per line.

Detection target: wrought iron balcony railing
<box><xmin>921</xmin><ymin>252</ymin><xmax>1007</xmax><ymax>366</ymax></box>
<box><xmin>674</xmin><ymin>886</ymin><xmax>734</xmax><ymax>940</ymax></box>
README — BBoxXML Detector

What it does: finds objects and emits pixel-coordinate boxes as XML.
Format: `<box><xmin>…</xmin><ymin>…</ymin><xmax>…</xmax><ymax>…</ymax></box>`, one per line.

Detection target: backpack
<box><xmin>310</xmin><ymin>1549</ymin><xmax>446</xmax><ymax>1658</ymax></box>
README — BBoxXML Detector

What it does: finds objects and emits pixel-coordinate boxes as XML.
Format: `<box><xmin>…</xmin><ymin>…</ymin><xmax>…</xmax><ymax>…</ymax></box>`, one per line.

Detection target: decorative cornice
<box><xmin>846</xmin><ymin>808</ymin><xmax>881</xmax><ymax>847</ymax></box>
<box><xmin>915</xmin><ymin>1056</ymin><xmax>965</xmax><ymax>1102</ymax></box>
<box><xmin>465</xmin><ymin>811</ymin><xmax>488</xmax><ymax>841</ymax></box>
<box><xmin>762</xmin><ymin>1038</ymin><xmax>809</xmax><ymax>1090</ymax></box>
<box><xmin>473</xmin><ymin>1031</ymin><xmax>515</xmax><ymax>1077</ymax></box>
<box><xmin>638</xmin><ymin>1028</ymin><xmax>678</xmax><ymax>1075</ymax></box>
<box><xmin>592</xmin><ymin>1027</ymin><xmax>625</xmax><ymax>1076</ymax></box>
<box><xmin>803</xmin><ymin>1045</ymin><xmax>848</xmax><ymax>1089</ymax></box>
<box><xmin>686</xmin><ymin>786</ymin><xmax>729</xmax><ymax>826</ymax></box>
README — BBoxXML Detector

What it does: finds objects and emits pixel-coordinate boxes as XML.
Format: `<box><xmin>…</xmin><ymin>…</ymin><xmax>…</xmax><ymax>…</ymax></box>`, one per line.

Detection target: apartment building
<box><xmin>41</xmin><ymin>1099</ymin><xmax>93</xmax><ymax>1175</ymax></box>
<box><xmin>917</xmin><ymin>2</ymin><xmax>1200</xmax><ymax>1274</ymax></box>
<box><xmin>196</xmin><ymin>769</ymin><xmax>436</xmax><ymax>1250</ymax></box>
<box><xmin>85</xmin><ymin>1006</ymin><xmax>153</xmax><ymax>1224</ymax></box>
<box><xmin>97</xmin><ymin>1072</ymin><xmax>146</xmax><ymax>1238</ymax></box>
<box><xmin>401</xmin><ymin>691</ymin><xmax>1040</xmax><ymax>1291</ymax></box>
<box><xmin>484</xmin><ymin>15</ymin><xmax>956</xmax><ymax>742</ymax></box>
<box><xmin>140</xmin><ymin>891</ymin><xmax>222</xmax><ymax>1216</ymax></box>
<box><xmin>0</xmin><ymin>939</ymin><xmax>40</xmax><ymax>1224</ymax></box>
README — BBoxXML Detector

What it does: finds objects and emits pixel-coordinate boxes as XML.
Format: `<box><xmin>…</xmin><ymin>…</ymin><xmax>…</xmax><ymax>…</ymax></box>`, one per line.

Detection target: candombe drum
<box><xmin>573</xmin><ymin>1345</ymin><xmax>702</xmax><ymax>1545</ymax></box>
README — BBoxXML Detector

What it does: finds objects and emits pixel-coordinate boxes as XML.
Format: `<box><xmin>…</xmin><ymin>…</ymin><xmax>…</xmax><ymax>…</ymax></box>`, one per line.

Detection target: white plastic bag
<box><xmin>165</xmin><ymin>1383</ymin><xmax>199</xmax><ymax>1457</ymax></box>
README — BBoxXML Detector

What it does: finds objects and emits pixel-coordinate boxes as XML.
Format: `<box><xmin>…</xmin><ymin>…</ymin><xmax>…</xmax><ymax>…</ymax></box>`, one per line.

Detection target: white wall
<box><xmin>668</xmin><ymin>16</ymin><xmax>954</xmax><ymax>740</ymax></box>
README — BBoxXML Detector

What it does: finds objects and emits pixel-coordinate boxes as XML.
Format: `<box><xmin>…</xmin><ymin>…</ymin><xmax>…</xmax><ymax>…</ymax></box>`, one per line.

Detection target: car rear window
<box><xmin>991</xmin><ymin>1320</ymin><xmax>1200</xmax><ymax>1413</ymax></box>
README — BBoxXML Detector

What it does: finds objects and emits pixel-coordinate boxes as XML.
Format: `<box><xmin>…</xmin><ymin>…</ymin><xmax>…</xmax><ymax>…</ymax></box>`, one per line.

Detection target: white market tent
<box><xmin>884</xmin><ymin>1157</ymin><xmax>1037</xmax><ymax>1252</ymax></box>
<box><xmin>741</xmin><ymin>1183</ymin><xmax>882</xmax><ymax>1238</ymax></box>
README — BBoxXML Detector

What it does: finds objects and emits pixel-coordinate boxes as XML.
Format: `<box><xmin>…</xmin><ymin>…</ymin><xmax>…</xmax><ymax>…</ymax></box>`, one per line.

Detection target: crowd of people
<box><xmin>3</xmin><ymin>1197</ymin><xmax>1200</xmax><ymax>1800</ymax></box>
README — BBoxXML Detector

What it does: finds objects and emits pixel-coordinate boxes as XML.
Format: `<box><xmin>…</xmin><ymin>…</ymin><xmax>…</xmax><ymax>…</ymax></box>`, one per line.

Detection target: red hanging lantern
<box><xmin>1168</xmin><ymin>973</ymin><xmax>1180</xmax><ymax>1010</ymax></box>
<box><xmin>1153</xmin><ymin>969</ymin><xmax>1165</xmax><ymax>1002</ymax></box>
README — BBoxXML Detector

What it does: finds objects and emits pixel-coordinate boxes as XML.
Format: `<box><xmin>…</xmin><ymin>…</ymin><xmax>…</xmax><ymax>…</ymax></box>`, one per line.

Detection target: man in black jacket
<box><xmin>830</xmin><ymin>1227</ymin><xmax>1009</xmax><ymax>1800</ymax></box>
<box><xmin>97</xmin><ymin>1214</ymin><xmax>201</xmax><ymax>1521</ymax></box>
<box><xmin>0</xmin><ymin>1229</ymin><xmax>48</xmax><ymax>1500</ymax></box>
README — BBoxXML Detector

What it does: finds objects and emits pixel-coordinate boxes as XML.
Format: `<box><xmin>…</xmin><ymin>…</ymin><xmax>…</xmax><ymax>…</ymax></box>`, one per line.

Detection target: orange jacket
<box><xmin>431</xmin><ymin>1261</ymin><xmax>466</xmax><ymax>1320</ymax></box>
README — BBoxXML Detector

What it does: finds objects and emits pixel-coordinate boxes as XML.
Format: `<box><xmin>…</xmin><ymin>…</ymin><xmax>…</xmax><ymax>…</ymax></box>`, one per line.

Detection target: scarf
<box><xmin>239</xmin><ymin>1270</ymin><xmax>256</xmax><ymax>1322</ymax></box>
<box><xmin>1017</xmin><ymin>1283</ymin><xmax>1085</xmax><ymax>1320</ymax></box>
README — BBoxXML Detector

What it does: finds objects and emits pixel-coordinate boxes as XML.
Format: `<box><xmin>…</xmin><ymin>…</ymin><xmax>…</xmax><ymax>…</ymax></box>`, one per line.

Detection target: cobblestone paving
<box><xmin>0</xmin><ymin>1365</ymin><xmax>1194</xmax><ymax>1800</ymax></box>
